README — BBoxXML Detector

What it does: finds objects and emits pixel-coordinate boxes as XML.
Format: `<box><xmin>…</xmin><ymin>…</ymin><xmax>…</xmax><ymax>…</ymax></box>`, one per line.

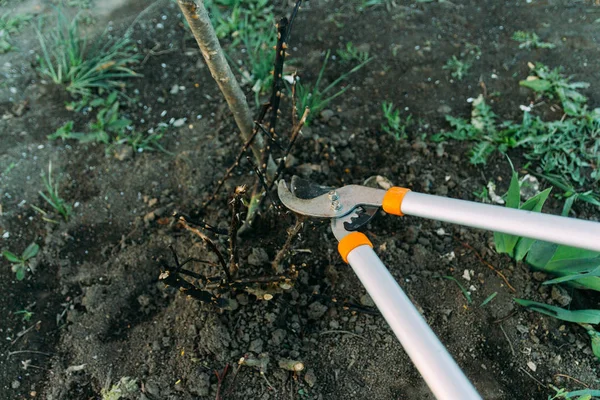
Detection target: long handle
<box><xmin>382</xmin><ymin>188</ymin><xmax>600</xmax><ymax>252</ymax></box>
<box><xmin>341</xmin><ymin>237</ymin><xmax>482</xmax><ymax>400</ymax></box>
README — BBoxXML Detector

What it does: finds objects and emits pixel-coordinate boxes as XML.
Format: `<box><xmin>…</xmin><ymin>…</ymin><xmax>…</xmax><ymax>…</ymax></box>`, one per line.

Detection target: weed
<box><xmin>443</xmin><ymin>44</ymin><xmax>481</xmax><ymax>81</ymax></box>
<box><xmin>50</xmin><ymin>93</ymin><xmax>168</xmax><ymax>153</ymax></box>
<box><xmin>381</xmin><ymin>101</ymin><xmax>412</xmax><ymax>140</ymax></box>
<box><xmin>2</xmin><ymin>243</ymin><xmax>40</xmax><ymax>281</ymax></box>
<box><xmin>238</xmin><ymin>19</ymin><xmax>276</xmax><ymax>106</ymax></box>
<box><xmin>434</xmin><ymin>63</ymin><xmax>600</xmax><ymax>201</ymax></box>
<box><xmin>296</xmin><ymin>50</ymin><xmax>372</xmax><ymax>125</ymax></box>
<box><xmin>0</xmin><ymin>13</ymin><xmax>32</xmax><ymax>53</ymax></box>
<box><xmin>39</xmin><ymin>162</ymin><xmax>71</xmax><ymax>221</ymax></box>
<box><xmin>101</xmin><ymin>377</ymin><xmax>138</xmax><ymax>400</ymax></box>
<box><xmin>512</xmin><ymin>31</ymin><xmax>555</xmax><ymax>50</ymax></box>
<box><xmin>36</xmin><ymin>10</ymin><xmax>140</xmax><ymax>97</ymax></box>
<box><xmin>548</xmin><ymin>385</ymin><xmax>600</xmax><ymax>400</ymax></box>
<box><xmin>472</xmin><ymin>185</ymin><xmax>489</xmax><ymax>201</ymax></box>
<box><xmin>14</xmin><ymin>310</ymin><xmax>34</xmax><ymax>321</ymax></box>
<box><xmin>357</xmin><ymin>0</ymin><xmax>396</xmax><ymax>11</ymax></box>
<box><xmin>337</xmin><ymin>42</ymin><xmax>370</xmax><ymax>64</ymax></box>
<box><xmin>479</xmin><ymin>292</ymin><xmax>497</xmax><ymax>307</ymax></box>
<box><xmin>443</xmin><ymin>56</ymin><xmax>471</xmax><ymax>80</ymax></box>
<box><xmin>442</xmin><ymin>276</ymin><xmax>472</xmax><ymax>303</ymax></box>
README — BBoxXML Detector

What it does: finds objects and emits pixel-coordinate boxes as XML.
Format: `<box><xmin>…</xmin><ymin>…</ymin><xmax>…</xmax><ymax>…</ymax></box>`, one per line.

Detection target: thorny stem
<box><xmin>178</xmin><ymin>217</ymin><xmax>232</xmax><ymax>282</ymax></box>
<box><xmin>272</xmin><ymin>216</ymin><xmax>304</xmax><ymax>274</ymax></box>
<box><xmin>228</xmin><ymin>186</ymin><xmax>246</xmax><ymax>278</ymax></box>
<box><xmin>177</xmin><ymin>0</ymin><xmax>264</xmax><ymax>164</ymax></box>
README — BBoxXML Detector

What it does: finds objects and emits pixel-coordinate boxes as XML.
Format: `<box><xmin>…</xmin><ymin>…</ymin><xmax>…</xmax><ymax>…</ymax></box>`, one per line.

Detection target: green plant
<box><xmin>36</xmin><ymin>10</ymin><xmax>140</xmax><ymax>97</ymax></box>
<box><xmin>296</xmin><ymin>50</ymin><xmax>372</xmax><ymax>125</ymax></box>
<box><xmin>512</xmin><ymin>31</ymin><xmax>555</xmax><ymax>50</ymax></box>
<box><xmin>337</xmin><ymin>42</ymin><xmax>370</xmax><ymax>64</ymax></box>
<box><xmin>101</xmin><ymin>377</ymin><xmax>138</xmax><ymax>400</ymax></box>
<box><xmin>2</xmin><ymin>243</ymin><xmax>40</xmax><ymax>281</ymax></box>
<box><xmin>381</xmin><ymin>101</ymin><xmax>412</xmax><ymax>140</ymax></box>
<box><xmin>443</xmin><ymin>55</ymin><xmax>471</xmax><ymax>80</ymax></box>
<box><xmin>434</xmin><ymin>63</ymin><xmax>600</xmax><ymax>202</ymax></box>
<box><xmin>39</xmin><ymin>162</ymin><xmax>71</xmax><ymax>221</ymax></box>
<box><xmin>14</xmin><ymin>309</ymin><xmax>34</xmax><ymax>321</ymax></box>
<box><xmin>0</xmin><ymin>13</ymin><xmax>32</xmax><ymax>53</ymax></box>
<box><xmin>205</xmin><ymin>0</ymin><xmax>276</xmax><ymax>104</ymax></box>
<box><xmin>548</xmin><ymin>385</ymin><xmax>600</xmax><ymax>400</ymax></box>
<box><xmin>50</xmin><ymin>93</ymin><xmax>168</xmax><ymax>153</ymax></box>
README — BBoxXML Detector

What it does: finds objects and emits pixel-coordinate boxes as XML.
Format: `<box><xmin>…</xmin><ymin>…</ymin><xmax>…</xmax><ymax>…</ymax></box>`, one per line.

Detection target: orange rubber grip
<box><xmin>338</xmin><ymin>232</ymin><xmax>372</xmax><ymax>263</ymax></box>
<box><xmin>382</xmin><ymin>187</ymin><xmax>411</xmax><ymax>216</ymax></box>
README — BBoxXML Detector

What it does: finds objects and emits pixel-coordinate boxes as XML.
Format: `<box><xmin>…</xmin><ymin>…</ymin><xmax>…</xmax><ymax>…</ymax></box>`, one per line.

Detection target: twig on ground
<box><xmin>178</xmin><ymin>217</ymin><xmax>231</xmax><ymax>282</ymax></box>
<box><xmin>499</xmin><ymin>324</ymin><xmax>515</xmax><ymax>356</ymax></box>
<box><xmin>553</xmin><ymin>373</ymin><xmax>589</xmax><ymax>388</ymax></box>
<box><xmin>215</xmin><ymin>364</ymin><xmax>229</xmax><ymax>400</ymax></box>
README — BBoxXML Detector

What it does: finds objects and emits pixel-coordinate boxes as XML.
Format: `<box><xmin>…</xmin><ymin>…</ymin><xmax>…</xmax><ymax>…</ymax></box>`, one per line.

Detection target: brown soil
<box><xmin>1</xmin><ymin>0</ymin><xmax>600</xmax><ymax>399</ymax></box>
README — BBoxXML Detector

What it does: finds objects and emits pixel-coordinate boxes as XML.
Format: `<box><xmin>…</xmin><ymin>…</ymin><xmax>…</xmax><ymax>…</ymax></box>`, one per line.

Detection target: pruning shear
<box><xmin>278</xmin><ymin>177</ymin><xmax>600</xmax><ymax>400</ymax></box>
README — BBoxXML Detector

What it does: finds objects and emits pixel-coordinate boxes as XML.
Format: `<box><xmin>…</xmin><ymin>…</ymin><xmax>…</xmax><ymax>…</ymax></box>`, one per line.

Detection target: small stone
<box><xmin>11</xmin><ymin>380</ymin><xmax>20</xmax><ymax>389</ymax></box>
<box><xmin>271</xmin><ymin>329</ymin><xmax>286</xmax><ymax>346</ymax></box>
<box><xmin>437</xmin><ymin>104</ymin><xmax>452</xmax><ymax>114</ymax></box>
<box><xmin>304</xmin><ymin>369</ymin><xmax>317</xmax><ymax>388</ymax></box>
<box><xmin>532</xmin><ymin>272</ymin><xmax>547</xmax><ymax>282</ymax></box>
<box><xmin>527</xmin><ymin>361</ymin><xmax>537</xmax><ymax>372</ymax></box>
<box><xmin>307</xmin><ymin>302</ymin><xmax>328</xmax><ymax>319</ymax></box>
<box><xmin>173</xmin><ymin>118</ymin><xmax>186</xmax><ymax>127</ymax></box>
<box><xmin>249</xmin><ymin>339</ymin><xmax>264</xmax><ymax>353</ymax></box>
<box><xmin>516</xmin><ymin>325</ymin><xmax>529</xmax><ymax>334</ymax></box>
<box><xmin>236</xmin><ymin>293</ymin><xmax>249</xmax><ymax>306</ymax></box>
<box><xmin>170</xmin><ymin>84</ymin><xmax>179</xmax><ymax>94</ymax></box>
<box><xmin>148</xmin><ymin>198</ymin><xmax>158</xmax><ymax>207</ymax></box>
<box><xmin>551</xmin><ymin>286</ymin><xmax>572</xmax><ymax>307</ymax></box>
<box><xmin>320</xmin><ymin>109</ymin><xmax>334</xmax><ymax>122</ymax></box>
<box><xmin>248</xmin><ymin>248</ymin><xmax>269</xmax><ymax>266</ymax></box>
<box><xmin>360</xmin><ymin>294</ymin><xmax>375</xmax><ymax>307</ymax></box>
<box><xmin>143</xmin><ymin>211</ymin><xmax>156</xmax><ymax>223</ymax></box>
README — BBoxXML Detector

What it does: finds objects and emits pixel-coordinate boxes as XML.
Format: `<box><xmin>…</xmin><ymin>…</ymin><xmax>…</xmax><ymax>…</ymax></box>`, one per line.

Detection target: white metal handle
<box><xmin>347</xmin><ymin>244</ymin><xmax>482</xmax><ymax>400</ymax></box>
<box><xmin>401</xmin><ymin>192</ymin><xmax>600</xmax><ymax>252</ymax></box>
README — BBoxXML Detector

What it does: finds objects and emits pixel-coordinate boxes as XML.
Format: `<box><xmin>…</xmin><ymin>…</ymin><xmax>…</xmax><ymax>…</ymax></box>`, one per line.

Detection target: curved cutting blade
<box><xmin>277</xmin><ymin>179</ymin><xmax>386</xmax><ymax>219</ymax></box>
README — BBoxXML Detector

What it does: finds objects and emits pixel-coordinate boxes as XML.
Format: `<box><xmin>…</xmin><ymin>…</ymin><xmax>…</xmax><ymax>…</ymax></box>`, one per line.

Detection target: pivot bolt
<box><xmin>328</xmin><ymin>190</ymin><xmax>339</xmax><ymax>201</ymax></box>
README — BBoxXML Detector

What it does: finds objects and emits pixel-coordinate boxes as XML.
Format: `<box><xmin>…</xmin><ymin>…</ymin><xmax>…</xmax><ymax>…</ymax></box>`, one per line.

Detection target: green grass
<box><xmin>381</xmin><ymin>101</ymin><xmax>412</xmax><ymax>140</ymax></box>
<box><xmin>36</xmin><ymin>10</ymin><xmax>140</xmax><ymax>97</ymax></box>
<box><xmin>14</xmin><ymin>309</ymin><xmax>34</xmax><ymax>321</ymax></box>
<box><xmin>443</xmin><ymin>44</ymin><xmax>480</xmax><ymax>81</ymax></box>
<box><xmin>443</xmin><ymin>56</ymin><xmax>471</xmax><ymax>80</ymax></box>
<box><xmin>512</xmin><ymin>31</ymin><xmax>555</xmax><ymax>50</ymax></box>
<box><xmin>433</xmin><ymin>63</ymin><xmax>600</xmax><ymax>203</ymax></box>
<box><xmin>548</xmin><ymin>386</ymin><xmax>600</xmax><ymax>400</ymax></box>
<box><xmin>296</xmin><ymin>50</ymin><xmax>372</xmax><ymax>125</ymax></box>
<box><xmin>206</xmin><ymin>0</ymin><xmax>276</xmax><ymax>105</ymax></box>
<box><xmin>337</xmin><ymin>42</ymin><xmax>370</xmax><ymax>64</ymax></box>
<box><xmin>2</xmin><ymin>243</ymin><xmax>40</xmax><ymax>281</ymax></box>
<box><xmin>49</xmin><ymin>92</ymin><xmax>168</xmax><ymax>153</ymax></box>
<box><xmin>39</xmin><ymin>161</ymin><xmax>71</xmax><ymax>221</ymax></box>
<box><xmin>0</xmin><ymin>13</ymin><xmax>32</xmax><ymax>53</ymax></box>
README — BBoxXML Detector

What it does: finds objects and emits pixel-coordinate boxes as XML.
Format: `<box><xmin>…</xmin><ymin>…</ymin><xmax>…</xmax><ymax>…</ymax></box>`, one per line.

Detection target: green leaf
<box><xmin>543</xmin><ymin>265</ymin><xmax>600</xmax><ymax>285</ymax></box>
<box><xmin>15</xmin><ymin>266</ymin><xmax>25</xmax><ymax>281</ymax></box>
<box><xmin>526</xmin><ymin>240</ymin><xmax>558</xmax><ymax>269</ymax></box>
<box><xmin>586</xmin><ymin>328</ymin><xmax>600</xmax><ymax>361</ymax></box>
<box><xmin>479</xmin><ymin>292</ymin><xmax>498</xmax><ymax>307</ymax></box>
<box><xmin>564</xmin><ymin>389</ymin><xmax>600</xmax><ymax>399</ymax></box>
<box><xmin>519</xmin><ymin>78</ymin><xmax>552</xmax><ymax>93</ymax></box>
<box><xmin>515</xmin><ymin>298</ymin><xmax>600</xmax><ymax>324</ymax></box>
<box><xmin>2</xmin><ymin>250</ymin><xmax>21</xmax><ymax>263</ymax></box>
<box><xmin>495</xmin><ymin>170</ymin><xmax>521</xmax><ymax>255</ymax></box>
<box><xmin>443</xmin><ymin>276</ymin><xmax>472</xmax><ymax>304</ymax></box>
<box><xmin>513</xmin><ymin>188</ymin><xmax>552</xmax><ymax>261</ymax></box>
<box><xmin>22</xmin><ymin>242</ymin><xmax>40</xmax><ymax>260</ymax></box>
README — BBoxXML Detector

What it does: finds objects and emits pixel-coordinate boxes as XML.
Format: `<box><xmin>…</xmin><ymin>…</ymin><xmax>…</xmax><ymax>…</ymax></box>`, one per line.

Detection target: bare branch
<box><xmin>177</xmin><ymin>0</ymin><xmax>264</xmax><ymax>164</ymax></box>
